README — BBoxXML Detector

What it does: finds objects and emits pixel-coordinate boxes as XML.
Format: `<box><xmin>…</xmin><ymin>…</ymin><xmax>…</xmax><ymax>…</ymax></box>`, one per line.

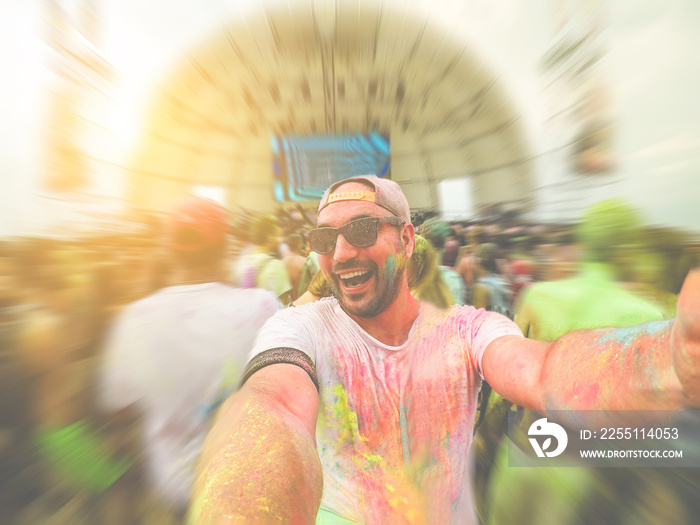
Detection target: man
<box><xmin>99</xmin><ymin>196</ymin><xmax>281</xmax><ymax>518</ymax></box>
<box><xmin>192</xmin><ymin>176</ymin><xmax>700</xmax><ymax>524</ymax></box>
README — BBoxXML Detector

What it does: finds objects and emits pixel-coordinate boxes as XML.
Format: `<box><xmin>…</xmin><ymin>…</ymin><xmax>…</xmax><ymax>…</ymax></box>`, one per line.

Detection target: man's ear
<box><xmin>402</xmin><ymin>224</ymin><xmax>416</xmax><ymax>259</ymax></box>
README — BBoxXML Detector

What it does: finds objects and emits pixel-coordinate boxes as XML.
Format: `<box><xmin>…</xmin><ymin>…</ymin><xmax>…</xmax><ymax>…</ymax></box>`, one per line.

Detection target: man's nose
<box><xmin>333</xmin><ymin>233</ymin><xmax>359</xmax><ymax>262</ymax></box>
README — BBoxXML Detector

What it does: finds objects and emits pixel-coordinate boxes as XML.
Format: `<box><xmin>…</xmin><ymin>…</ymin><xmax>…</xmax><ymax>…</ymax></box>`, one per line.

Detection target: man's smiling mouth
<box><xmin>338</xmin><ymin>270</ymin><xmax>373</xmax><ymax>288</ymax></box>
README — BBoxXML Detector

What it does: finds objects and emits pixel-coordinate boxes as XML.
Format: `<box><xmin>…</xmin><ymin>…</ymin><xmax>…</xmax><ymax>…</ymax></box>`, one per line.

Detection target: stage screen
<box><xmin>272</xmin><ymin>132</ymin><xmax>390</xmax><ymax>202</ymax></box>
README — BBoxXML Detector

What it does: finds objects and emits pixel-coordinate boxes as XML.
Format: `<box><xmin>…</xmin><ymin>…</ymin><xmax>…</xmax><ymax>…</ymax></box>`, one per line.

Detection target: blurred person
<box><xmin>0</xmin><ymin>242</ymin><xmax>21</xmax><ymax>306</ymax></box>
<box><xmin>623</xmin><ymin>249</ymin><xmax>678</xmax><ymax>319</ymax></box>
<box><xmin>471</xmin><ymin>243</ymin><xmax>513</xmax><ymax>318</ymax></box>
<box><xmin>192</xmin><ymin>176</ymin><xmax>700</xmax><ymax>524</ymax></box>
<box><xmin>85</xmin><ymin>260</ymin><xmax>128</xmax><ymax>358</ymax></box>
<box><xmin>0</xmin><ymin>246</ymin><xmax>36</xmax><ymax>522</ymax></box>
<box><xmin>441</xmin><ymin>227</ymin><xmax>461</xmax><ymax>268</ymax></box>
<box><xmin>8</xmin><ymin>239</ymin><xmax>132</xmax><ymax>523</ymax></box>
<box><xmin>286</xmin><ymin>207</ymin><xmax>308</xmax><ymax>233</ymax></box>
<box><xmin>508</xmin><ymin>258</ymin><xmax>534</xmax><ymax>304</ymax></box>
<box><xmin>407</xmin><ymin>234</ymin><xmax>459</xmax><ymax>308</ymax></box>
<box><xmin>469</xmin><ymin>241</ymin><xmax>517</xmax><ymax>506</ymax></box>
<box><xmin>480</xmin><ymin>224</ymin><xmax>513</xmax><ymax>278</ymax></box>
<box><xmin>421</xmin><ymin>217</ymin><xmax>467</xmax><ymax>304</ymax></box>
<box><xmin>297</xmin><ymin>250</ymin><xmax>320</xmax><ymax>297</ymax></box>
<box><xmin>538</xmin><ymin>227</ymin><xmax>580</xmax><ymax>283</ymax></box>
<box><xmin>484</xmin><ymin>199</ymin><xmax>689</xmax><ymax>525</ymax></box>
<box><xmin>142</xmin><ymin>247</ymin><xmax>175</xmax><ymax>296</ymax></box>
<box><xmin>503</xmin><ymin>229</ymin><xmax>536</xmax><ymax>304</ymax></box>
<box><xmin>282</xmin><ymin>232</ymin><xmax>308</xmax><ymax>303</ymax></box>
<box><xmin>455</xmin><ymin>224</ymin><xmax>485</xmax><ymax>304</ymax></box>
<box><xmin>292</xmin><ymin>267</ymin><xmax>334</xmax><ymax>306</ymax></box>
<box><xmin>612</xmin><ymin>229</ymin><xmax>690</xmax><ymax>318</ymax></box>
<box><xmin>115</xmin><ymin>245</ymin><xmax>151</xmax><ymax>305</ymax></box>
<box><xmin>515</xmin><ymin>199</ymin><xmax>661</xmax><ymax>340</ymax></box>
<box><xmin>98</xmin><ymin>196</ymin><xmax>281</xmax><ymax>520</ymax></box>
<box><xmin>232</xmin><ymin>214</ymin><xmax>293</xmax><ymax>303</ymax></box>
<box><xmin>227</xmin><ymin>211</ymin><xmax>254</xmax><ymax>262</ymax></box>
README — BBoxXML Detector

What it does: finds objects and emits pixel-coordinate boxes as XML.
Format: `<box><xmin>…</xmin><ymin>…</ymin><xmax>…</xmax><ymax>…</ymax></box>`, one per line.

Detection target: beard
<box><xmin>331</xmin><ymin>252</ymin><xmax>408</xmax><ymax>318</ymax></box>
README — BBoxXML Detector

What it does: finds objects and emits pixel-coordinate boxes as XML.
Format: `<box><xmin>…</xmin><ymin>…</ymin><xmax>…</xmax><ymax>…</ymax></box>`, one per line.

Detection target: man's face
<box><xmin>316</xmin><ymin>183</ymin><xmax>414</xmax><ymax>318</ymax></box>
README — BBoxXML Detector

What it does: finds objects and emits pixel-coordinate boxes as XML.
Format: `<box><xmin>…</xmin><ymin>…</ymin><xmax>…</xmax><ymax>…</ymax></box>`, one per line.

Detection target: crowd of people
<box><xmin>0</xmin><ymin>178</ymin><xmax>699</xmax><ymax>524</ymax></box>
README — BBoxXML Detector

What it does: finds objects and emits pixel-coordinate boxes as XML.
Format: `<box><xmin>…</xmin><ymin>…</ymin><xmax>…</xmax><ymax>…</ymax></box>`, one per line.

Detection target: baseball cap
<box><xmin>317</xmin><ymin>175</ymin><xmax>411</xmax><ymax>223</ymax></box>
<box><xmin>167</xmin><ymin>195</ymin><xmax>228</xmax><ymax>251</ymax></box>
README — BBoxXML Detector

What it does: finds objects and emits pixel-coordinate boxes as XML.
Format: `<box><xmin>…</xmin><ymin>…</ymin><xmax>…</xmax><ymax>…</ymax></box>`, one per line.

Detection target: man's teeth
<box><xmin>339</xmin><ymin>270</ymin><xmax>369</xmax><ymax>280</ymax></box>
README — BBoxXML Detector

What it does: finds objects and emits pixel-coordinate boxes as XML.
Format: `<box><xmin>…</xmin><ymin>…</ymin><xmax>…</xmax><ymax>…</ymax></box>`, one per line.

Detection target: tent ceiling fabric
<box><xmin>131</xmin><ymin>1</ymin><xmax>534</xmax><ymax>213</ymax></box>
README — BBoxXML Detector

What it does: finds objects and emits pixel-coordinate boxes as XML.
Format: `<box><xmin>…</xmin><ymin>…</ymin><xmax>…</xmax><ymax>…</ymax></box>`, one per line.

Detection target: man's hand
<box><xmin>190</xmin><ymin>364</ymin><xmax>322</xmax><ymax>523</ymax></box>
<box><xmin>672</xmin><ymin>268</ymin><xmax>700</xmax><ymax>406</ymax></box>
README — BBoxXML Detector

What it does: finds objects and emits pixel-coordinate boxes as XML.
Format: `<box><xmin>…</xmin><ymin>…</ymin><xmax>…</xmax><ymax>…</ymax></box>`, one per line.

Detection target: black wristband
<box><xmin>240</xmin><ymin>348</ymin><xmax>319</xmax><ymax>392</ymax></box>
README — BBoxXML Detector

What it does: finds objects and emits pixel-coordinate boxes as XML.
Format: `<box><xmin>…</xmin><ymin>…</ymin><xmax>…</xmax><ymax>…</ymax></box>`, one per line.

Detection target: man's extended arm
<box><xmin>190</xmin><ymin>364</ymin><xmax>322</xmax><ymax>523</ymax></box>
<box><xmin>483</xmin><ymin>268</ymin><xmax>700</xmax><ymax>418</ymax></box>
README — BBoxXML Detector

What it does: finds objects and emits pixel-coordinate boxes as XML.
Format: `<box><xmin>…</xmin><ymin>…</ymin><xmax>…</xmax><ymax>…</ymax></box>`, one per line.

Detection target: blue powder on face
<box><xmin>384</xmin><ymin>256</ymin><xmax>397</xmax><ymax>277</ymax></box>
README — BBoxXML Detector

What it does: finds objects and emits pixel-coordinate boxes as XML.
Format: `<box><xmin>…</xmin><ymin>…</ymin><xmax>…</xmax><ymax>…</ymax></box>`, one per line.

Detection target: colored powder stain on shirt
<box><xmin>443</xmin><ymin>431</ymin><xmax>452</xmax><ymax>451</ymax></box>
<box><xmin>355</xmin><ymin>453</ymin><xmax>386</xmax><ymax>469</ymax></box>
<box><xmin>399</xmin><ymin>401</ymin><xmax>411</xmax><ymax>462</ymax></box>
<box><xmin>329</xmin><ymin>384</ymin><xmax>367</xmax><ymax>445</ymax></box>
<box><xmin>327</xmin><ymin>391</ymin><xmax>438</xmax><ymax>522</ymax></box>
<box><xmin>351</xmin><ymin>453</ymin><xmax>416</xmax><ymax>514</ymax></box>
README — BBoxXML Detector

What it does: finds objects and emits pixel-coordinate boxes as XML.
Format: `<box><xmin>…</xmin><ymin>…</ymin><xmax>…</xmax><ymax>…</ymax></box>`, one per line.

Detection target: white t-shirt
<box><xmin>249</xmin><ymin>297</ymin><xmax>523</xmax><ymax>523</ymax></box>
<box><xmin>100</xmin><ymin>283</ymin><xmax>281</xmax><ymax>509</ymax></box>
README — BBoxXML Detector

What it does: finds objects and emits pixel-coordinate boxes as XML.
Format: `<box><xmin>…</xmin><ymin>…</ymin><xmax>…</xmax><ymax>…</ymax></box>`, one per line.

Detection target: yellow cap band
<box><xmin>326</xmin><ymin>190</ymin><xmax>376</xmax><ymax>205</ymax></box>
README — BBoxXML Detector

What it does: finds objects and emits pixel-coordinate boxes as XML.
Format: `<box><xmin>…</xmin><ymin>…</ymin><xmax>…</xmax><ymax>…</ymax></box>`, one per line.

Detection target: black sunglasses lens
<box><xmin>309</xmin><ymin>229</ymin><xmax>337</xmax><ymax>253</ymax></box>
<box><xmin>345</xmin><ymin>218</ymin><xmax>379</xmax><ymax>247</ymax></box>
<box><xmin>309</xmin><ymin>218</ymin><xmax>381</xmax><ymax>253</ymax></box>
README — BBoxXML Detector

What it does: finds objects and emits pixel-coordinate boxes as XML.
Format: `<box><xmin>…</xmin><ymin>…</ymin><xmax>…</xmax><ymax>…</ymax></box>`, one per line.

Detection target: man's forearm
<box><xmin>485</xmin><ymin>269</ymin><xmax>700</xmax><ymax>426</ymax></box>
<box><xmin>190</xmin><ymin>379</ymin><xmax>322</xmax><ymax>523</ymax></box>
<box><xmin>540</xmin><ymin>319</ymin><xmax>685</xmax><ymax>414</ymax></box>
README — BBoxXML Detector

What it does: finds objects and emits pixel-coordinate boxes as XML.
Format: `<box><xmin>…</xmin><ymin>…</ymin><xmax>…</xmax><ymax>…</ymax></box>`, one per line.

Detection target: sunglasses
<box><xmin>308</xmin><ymin>216</ymin><xmax>405</xmax><ymax>254</ymax></box>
